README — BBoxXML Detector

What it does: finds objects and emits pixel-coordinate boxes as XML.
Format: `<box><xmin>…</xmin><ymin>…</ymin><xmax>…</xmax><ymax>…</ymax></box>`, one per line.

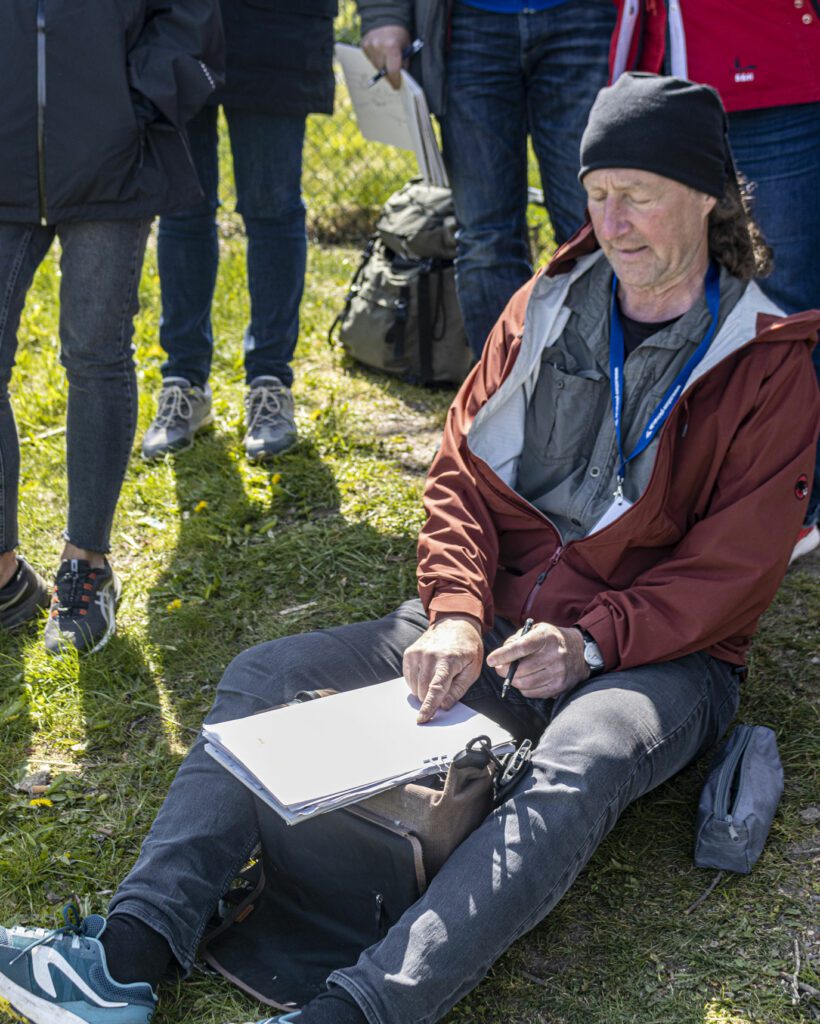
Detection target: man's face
<box><xmin>583</xmin><ymin>168</ymin><xmax>715</xmax><ymax>296</ymax></box>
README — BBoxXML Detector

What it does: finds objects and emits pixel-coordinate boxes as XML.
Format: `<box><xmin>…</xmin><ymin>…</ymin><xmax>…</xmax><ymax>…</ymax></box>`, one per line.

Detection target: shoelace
<box><xmin>9</xmin><ymin>903</ymin><xmax>89</xmax><ymax>966</ymax></box>
<box><xmin>154</xmin><ymin>384</ymin><xmax>195</xmax><ymax>428</ymax></box>
<box><xmin>246</xmin><ymin>383</ymin><xmax>289</xmax><ymax>432</ymax></box>
<box><xmin>53</xmin><ymin>565</ymin><xmax>98</xmax><ymax>617</ymax></box>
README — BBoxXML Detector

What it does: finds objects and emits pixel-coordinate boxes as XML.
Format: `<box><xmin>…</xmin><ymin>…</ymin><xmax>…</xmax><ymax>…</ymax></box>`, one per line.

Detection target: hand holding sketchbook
<box><xmin>203</xmin><ymin>677</ymin><xmax>512</xmax><ymax>825</ymax></box>
<box><xmin>334</xmin><ymin>43</ymin><xmax>448</xmax><ymax>187</ymax></box>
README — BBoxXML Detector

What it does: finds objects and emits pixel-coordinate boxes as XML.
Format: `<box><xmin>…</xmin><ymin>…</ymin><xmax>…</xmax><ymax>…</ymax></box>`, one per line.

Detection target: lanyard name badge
<box><xmin>593</xmin><ymin>262</ymin><xmax>721</xmax><ymax>533</ymax></box>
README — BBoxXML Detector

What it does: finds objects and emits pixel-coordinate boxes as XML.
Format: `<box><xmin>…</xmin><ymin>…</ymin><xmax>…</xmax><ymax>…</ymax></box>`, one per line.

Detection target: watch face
<box><xmin>584</xmin><ymin>639</ymin><xmax>604</xmax><ymax>671</ymax></box>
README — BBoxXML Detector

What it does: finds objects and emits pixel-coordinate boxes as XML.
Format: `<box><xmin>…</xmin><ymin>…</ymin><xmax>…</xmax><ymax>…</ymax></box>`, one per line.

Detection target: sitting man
<box><xmin>0</xmin><ymin>74</ymin><xmax>818</xmax><ymax>1024</ymax></box>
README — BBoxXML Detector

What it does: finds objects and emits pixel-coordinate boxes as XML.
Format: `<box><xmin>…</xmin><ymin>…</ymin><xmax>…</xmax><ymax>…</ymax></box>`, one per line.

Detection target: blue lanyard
<box><xmin>609</xmin><ymin>262</ymin><xmax>721</xmax><ymax>494</ymax></box>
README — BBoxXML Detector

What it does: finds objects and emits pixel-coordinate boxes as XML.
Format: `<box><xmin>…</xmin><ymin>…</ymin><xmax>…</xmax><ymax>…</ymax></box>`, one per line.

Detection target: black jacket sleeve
<box><xmin>127</xmin><ymin>0</ymin><xmax>225</xmax><ymax>130</ymax></box>
<box><xmin>357</xmin><ymin>0</ymin><xmax>413</xmax><ymax>35</ymax></box>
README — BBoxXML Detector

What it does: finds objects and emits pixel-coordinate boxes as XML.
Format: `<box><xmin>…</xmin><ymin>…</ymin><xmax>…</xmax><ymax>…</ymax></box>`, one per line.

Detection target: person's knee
<box><xmin>241</xmin><ymin>196</ymin><xmax>306</xmax><ymax>236</ymax></box>
<box><xmin>158</xmin><ymin>209</ymin><xmax>218</xmax><ymax>240</ymax></box>
<box><xmin>209</xmin><ymin>634</ymin><xmax>321</xmax><ymax>722</ymax></box>
<box><xmin>455</xmin><ymin>224</ymin><xmax>529</xmax><ymax>275</ymax></box>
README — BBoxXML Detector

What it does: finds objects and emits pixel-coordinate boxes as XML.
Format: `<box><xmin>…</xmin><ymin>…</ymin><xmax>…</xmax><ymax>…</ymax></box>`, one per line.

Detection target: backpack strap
<box><xmin>387</xmin><ymin>285</ymin><xmax>411</xmax><ymax>365</ymax></box>
<box><xmin>327</xmin><ymin>237</ymin><xmax>375</xmax><ymax>347</ymax></box>
<box><xmin>416</xmin><ymin>266</ymin><xmax>434</xmax><ymax>385</ymax></box>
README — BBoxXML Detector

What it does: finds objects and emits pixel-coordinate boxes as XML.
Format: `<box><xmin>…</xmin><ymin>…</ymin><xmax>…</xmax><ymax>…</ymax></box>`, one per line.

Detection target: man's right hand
<box><xmin>361</xmin><ymin>25</ymin><xmax>412</xmax><ymax>89</ymax></box>
<box><xmin>402</xmin><ymin>614</ymin><xmax>484</xmax><ymax>723</ymax></box>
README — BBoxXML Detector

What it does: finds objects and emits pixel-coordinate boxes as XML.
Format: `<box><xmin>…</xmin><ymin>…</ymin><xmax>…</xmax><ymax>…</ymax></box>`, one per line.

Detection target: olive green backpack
<box><xmin>329</xmin><ymin>180</ymin><xmax>474</xmax><ymax>387</ymax></box>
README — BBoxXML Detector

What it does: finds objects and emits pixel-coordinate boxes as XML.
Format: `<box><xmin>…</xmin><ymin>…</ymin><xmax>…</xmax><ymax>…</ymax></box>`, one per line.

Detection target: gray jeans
<box><xmin>0</xmin><ymin>218</ymin><xmax>150</xmax><ymax>554</ymax></box>
<box><xmin>110</xmin><ymin>599</ymin><xmax>740</xmax><ymax>1024</ymax></box>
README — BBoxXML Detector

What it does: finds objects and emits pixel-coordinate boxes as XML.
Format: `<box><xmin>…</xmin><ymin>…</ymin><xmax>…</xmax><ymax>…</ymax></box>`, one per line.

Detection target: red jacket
<box><xmin>416</xmin><ymin>227</ymin><xmax>820</xmax><ymax>670</ymax></box>
<box><xmin>610</xmin><ymin>0</ymin><xmax>820</xmax><ymax>112</ymax></box>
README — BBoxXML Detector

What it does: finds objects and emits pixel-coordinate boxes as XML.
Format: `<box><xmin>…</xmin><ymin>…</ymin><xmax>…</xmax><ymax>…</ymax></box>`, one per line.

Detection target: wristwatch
<box><xmin>579</xmin><ymin>629</ymin><xmax>605</xmax><ymax>676</ymax></box>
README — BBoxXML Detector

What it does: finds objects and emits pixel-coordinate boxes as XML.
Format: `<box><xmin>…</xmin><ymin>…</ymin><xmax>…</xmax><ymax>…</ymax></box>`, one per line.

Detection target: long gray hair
<box><xmin>708</xmin><ymin>173</ymin><xmax>773</xmax><ymax>280</ymax></box>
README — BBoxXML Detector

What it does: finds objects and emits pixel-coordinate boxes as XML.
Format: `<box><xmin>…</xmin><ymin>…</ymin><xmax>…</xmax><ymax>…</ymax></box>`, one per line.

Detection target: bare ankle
<box><xmin>60</xmin><ymin>544</ymin><xmax>106</xmax><ymax>569</ymax></box>
<box><xmin>0</xmin><ymin>551</ymin><xmax>19</xmax><ymax>589</ymax></box>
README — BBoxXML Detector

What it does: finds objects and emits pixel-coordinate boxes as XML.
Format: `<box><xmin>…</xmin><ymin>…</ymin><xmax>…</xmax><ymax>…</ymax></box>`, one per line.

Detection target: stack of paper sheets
<box><xmin>335</xmin><ymin>43</ymin><xmax>448</xmax><ymax>187</ymax></box>
<box><xmin>204</xmin><ymin>677</ymin><xmax>513</xmax><ymax>825</ymax></box>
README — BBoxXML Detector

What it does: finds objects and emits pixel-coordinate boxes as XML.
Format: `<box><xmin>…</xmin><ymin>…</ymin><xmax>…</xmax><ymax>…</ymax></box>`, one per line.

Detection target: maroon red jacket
<box><xmin>416</xmin><ymin>228</ymin><xmax>820</xmax><ymax>670</ymax></box>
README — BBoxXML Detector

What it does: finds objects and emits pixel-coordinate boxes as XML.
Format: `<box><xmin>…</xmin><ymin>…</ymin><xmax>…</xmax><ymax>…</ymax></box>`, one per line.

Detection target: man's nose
<box><xmin>598</xmin><ymin>198</ymin><xmax>629</xmax><ymax>240</ymax></box>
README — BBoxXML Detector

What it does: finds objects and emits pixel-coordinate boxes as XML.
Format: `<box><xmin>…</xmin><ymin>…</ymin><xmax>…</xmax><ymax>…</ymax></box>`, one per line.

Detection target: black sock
<box><xmin>100</xmin><ymin>913</ymin><xmax>173</xmax><ymax>991</ymax></box>
<box><xmin>297</xmin><ymin>987</ymin><xmax>368</xmax><ymax>1024</ymax></box>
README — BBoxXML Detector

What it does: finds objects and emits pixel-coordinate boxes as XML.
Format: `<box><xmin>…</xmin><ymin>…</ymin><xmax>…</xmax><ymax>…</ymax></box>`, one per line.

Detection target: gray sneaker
<box><xmin>244</xmin><ymin>375</ymin><xmax>297</xmax><ymax>461</ymax></box>
<box><xmin>0</xmin><ymin>557</ymin><xmax>50</xmax><ymax>631</ymax></box>
<box><xmin>141</xmin><ymin>376</ymin><xmax>213</xmax><ymax>459</ymax></box>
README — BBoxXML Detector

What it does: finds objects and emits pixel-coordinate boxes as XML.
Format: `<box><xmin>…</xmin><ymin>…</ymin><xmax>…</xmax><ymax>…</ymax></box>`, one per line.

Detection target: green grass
<box><xmin>0</xmin><ymin>204</ymin><xmax>818</xmax><ymax>1024</ymax></box>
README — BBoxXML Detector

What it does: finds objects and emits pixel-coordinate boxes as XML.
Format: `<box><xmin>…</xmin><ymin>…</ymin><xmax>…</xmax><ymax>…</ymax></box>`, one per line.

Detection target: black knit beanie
<box><xmin>579</xmin><ymin>73</ymin><xmax>732</xmax><ymax>198</ymax></box>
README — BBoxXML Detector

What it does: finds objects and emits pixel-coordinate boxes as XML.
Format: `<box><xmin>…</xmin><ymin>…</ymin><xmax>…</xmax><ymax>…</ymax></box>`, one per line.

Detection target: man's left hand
<box><xmin>486</xmin><ymin>622</ymin><xmax>589</xmax><ymax>699</ymax></box>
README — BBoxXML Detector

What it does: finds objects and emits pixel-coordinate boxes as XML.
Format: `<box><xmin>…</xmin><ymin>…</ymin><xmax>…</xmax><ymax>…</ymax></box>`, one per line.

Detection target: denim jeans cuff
<box><xmin>62</xmin><ymin>528</ymin><xmax>110</xmax><ymax>555</ymax></box>
<box><xmin>326</xmin><ymin>974</ymin><xmax>383</xmax><ymax>1024</ymax></box>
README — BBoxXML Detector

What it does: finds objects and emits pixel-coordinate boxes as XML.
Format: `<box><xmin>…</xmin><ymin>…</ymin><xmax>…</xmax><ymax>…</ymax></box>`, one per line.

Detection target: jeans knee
<box><xmin>158</xmin><ymin>210</ymin><xmax>218</xmax><ymax>241</ymax></box>
<box><xmin>210</xmin><ymin>637</ymin><xmax>303</xmax><ymax>723</ymax></box>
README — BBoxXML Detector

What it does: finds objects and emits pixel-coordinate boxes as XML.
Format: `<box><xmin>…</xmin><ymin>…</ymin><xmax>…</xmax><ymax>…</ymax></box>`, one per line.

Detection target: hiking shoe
<box><xmin>790</xmin><ymin>523</ymin><xmax>819</xmax><ymax>564</ymax></box>
<box><xmin>0</xmin><ymin>904</ymin><xmax>156</xmax><ymax>1024</ymax></box>
<box><xmin>44</xmin><ymin>560</ymin><xmax>121</xmax><ymax>656</ymax></box>
<box><xmin>141</xmin><ymin>377</ymin><xmax>213</xmax><ymax>459</ymax></box>
<box><xmin>0</xmin><ymin>557</ymin><xmax>50</xmax><ymax>631</ymax></box>
<box><xmin>244</xmin><ymin>376</ymin><xmax>297</xmax><ymax>461</ymax></box>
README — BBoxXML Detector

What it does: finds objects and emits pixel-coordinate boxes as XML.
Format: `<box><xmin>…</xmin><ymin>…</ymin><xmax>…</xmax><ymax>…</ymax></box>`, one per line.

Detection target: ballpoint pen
<box><xmin>500</xmin><ymin>617</ymin><xmax>535</xmax><ymax>700</ymax></box>
<box><xmin>367</xmin><ymin>38</ymin><xmax>424</xmax><ymax>87</ymax></box>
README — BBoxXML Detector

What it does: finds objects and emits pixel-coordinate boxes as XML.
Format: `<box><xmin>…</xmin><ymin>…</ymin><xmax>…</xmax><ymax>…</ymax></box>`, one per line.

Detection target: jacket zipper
<box><xmin>715</xmin><ymin>724</ymin><xmax>753</xmax><ymax>839</ymax></box>
<box><xmin>373</xmin><ymin>892</ymin><xmax>386</xmax><ymax>937</ymax></box>
<box><xmin>36</xmin><ymin>0</ymin><xmax>47</xmax><ymax>225</ymax></box>
<box><xmin>522</xmin><ymin>543</ymin><xmax>564</xmax><ymax>618</ymax></box>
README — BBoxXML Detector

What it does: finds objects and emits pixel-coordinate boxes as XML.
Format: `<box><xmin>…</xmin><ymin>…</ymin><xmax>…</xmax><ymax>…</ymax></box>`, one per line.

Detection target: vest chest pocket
<box><xmin>524</xmin><ymin>362</ymin><xmax>607</xmax><ymax>465</ymax></box>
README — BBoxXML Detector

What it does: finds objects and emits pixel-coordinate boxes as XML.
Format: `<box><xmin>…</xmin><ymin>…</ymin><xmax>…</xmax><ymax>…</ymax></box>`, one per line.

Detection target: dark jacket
<box><xmin>0</xmin><ymin>0</ymin><xmax>224</xmax><ymax>225</ymax></box>
<box><xmin>215</xmin><ymin>0</ymin><xmax>337</xmax><ymax>116</ymax></box>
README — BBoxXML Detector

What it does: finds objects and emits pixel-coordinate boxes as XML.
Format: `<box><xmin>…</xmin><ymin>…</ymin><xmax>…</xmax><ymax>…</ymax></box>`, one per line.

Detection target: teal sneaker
<box><xmin>0</xmin><ymin>905</ymin><xmax>156</xmax><ymax>1024</ymax></box>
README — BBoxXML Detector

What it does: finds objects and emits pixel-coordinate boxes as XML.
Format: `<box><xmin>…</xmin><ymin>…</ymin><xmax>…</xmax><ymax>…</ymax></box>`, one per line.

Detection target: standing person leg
<box><xmin>42</xmin><ymin>217</ymin><xmax>150</xmax><ymax>655</ymax></box>
<box><xmin>439</xmin><ymin>5</ymin><xmax>531</xmax><ymax>360</ymax></box>
<box><xmin>0</xmin><ymin>223</ymin><xmax>54</xmax><ymax>628</ymax></box>
<box><xmin>325</xmin><ymin>653</ymin><xmax>740</xmax><ymax>1024</ymax></box>
<box><xmin>142</xmin><ymin>106</ymin><xmax>220</xmax><ymax>459</ymax></box>
<box><xmin>728</xmin><ymin>101</ymin><xmax>820</xmax><ymax>554</ymax></box>
<box><xmin>226</xmin><ymin>106</ymin><xmax>307</xmax><ymax>460</ymax></box>
<box><xmin>525</xmin><ymin>0</ymin><xmax>616</xmax><ymax>245</ymax></box>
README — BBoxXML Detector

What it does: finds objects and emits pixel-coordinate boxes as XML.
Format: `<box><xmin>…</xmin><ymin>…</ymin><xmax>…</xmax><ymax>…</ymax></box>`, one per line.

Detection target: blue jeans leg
<box><xmin>157</xmin><ymin>106</ymin><xmax>221</xmax><ymax>390</ymax></box>
<box><xmin>58</xmin><ymin>218</ymin><xmax>150</xmax><ymax>553</ymax></box>
<box><xmin>330</xmin><ymin>653</ymin><xmax>739</xmax><ymax>1024</ymax></box>
<box><xmin>525</xmin><ymin>0</ymin><xmax>616</xmax><ymax>242</ymax></box>
<box><xmin>0</xmin><ymin>223</ymin><xmax>55</xmax><ymax>553</ymax></box>
<box><xmin>440</xmin><ymin>0</ymin><xmax>614</xmax><ymax>358</ymax></box>
<box><xmin>728</xmin><ymin>102</ymin><xmax>820</xmax><ymax>526</ymax></box>
<box><xmin>227</xmin><ymin>107</ymin><xmax>307</xmax><ymax>388</ymax></box>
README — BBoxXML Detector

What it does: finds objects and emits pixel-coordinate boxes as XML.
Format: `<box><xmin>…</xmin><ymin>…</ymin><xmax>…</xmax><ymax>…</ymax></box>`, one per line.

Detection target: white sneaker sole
<box><xmin>0</xmin><ymin>975</ymin><xmax>91</xmax><ymax>1024</ymax></box>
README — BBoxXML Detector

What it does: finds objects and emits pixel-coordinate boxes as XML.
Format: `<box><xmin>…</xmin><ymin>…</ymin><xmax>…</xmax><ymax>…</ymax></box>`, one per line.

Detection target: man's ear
<box><xmin>702</xmin><ymin>193</ymin><xmax>718</xmax><ymax>217</ymax></box>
